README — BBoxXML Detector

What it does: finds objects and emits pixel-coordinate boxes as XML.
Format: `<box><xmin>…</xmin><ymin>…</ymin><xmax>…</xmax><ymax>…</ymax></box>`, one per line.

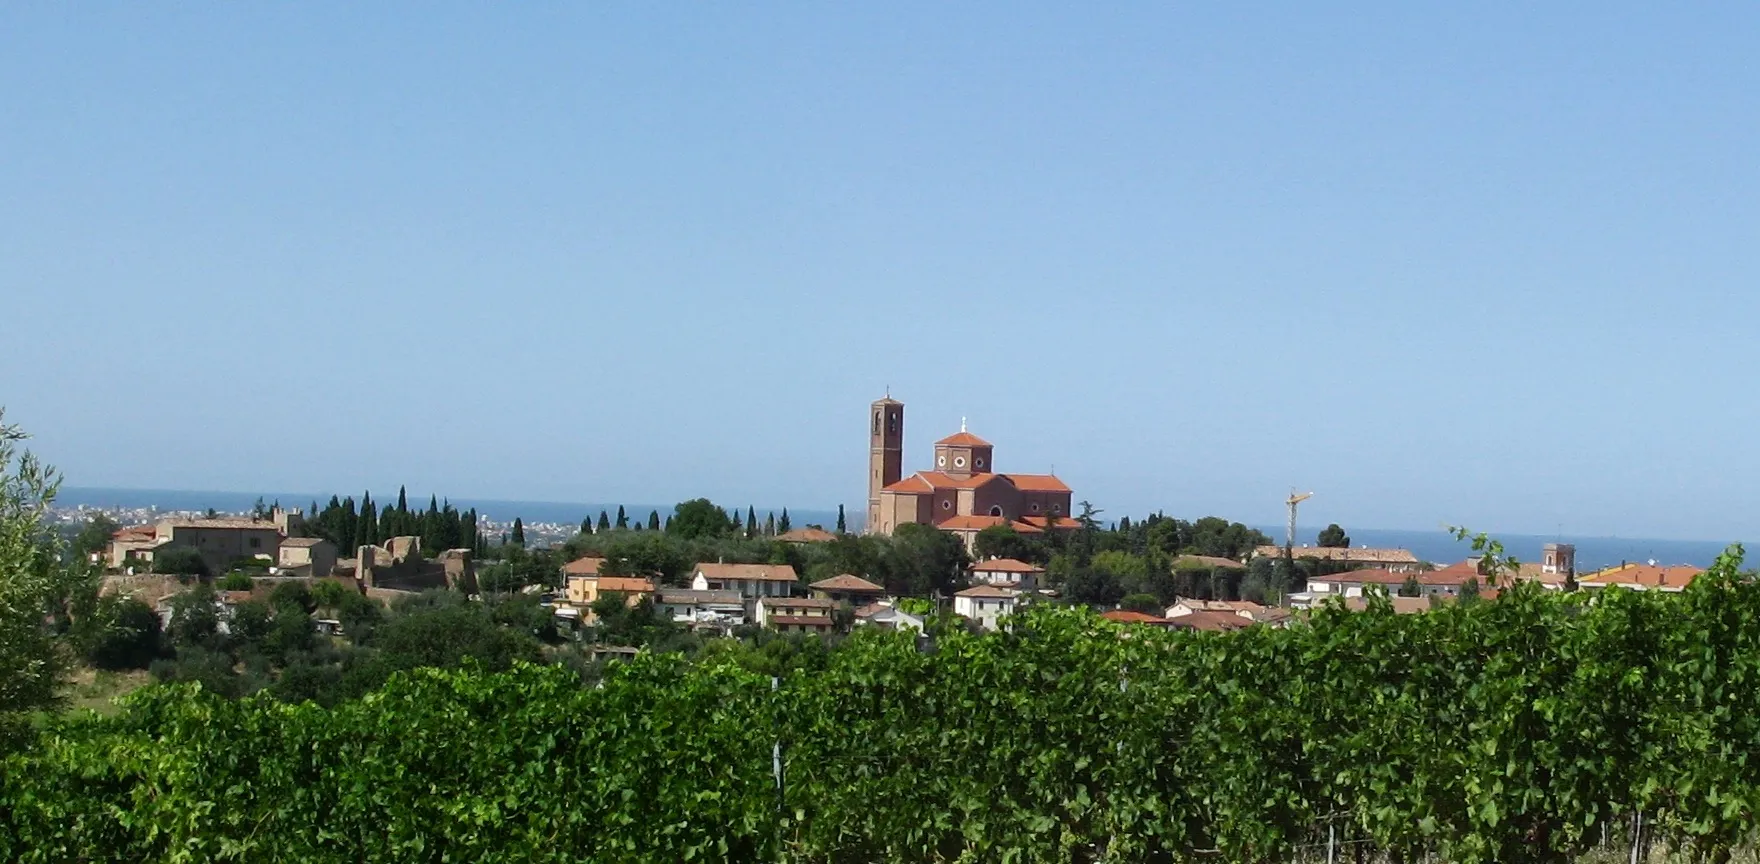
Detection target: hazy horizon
<box><xmin>7</xmin><ymin>6</ymin><xmax>1759</xmax><ymax>542</ymax></box>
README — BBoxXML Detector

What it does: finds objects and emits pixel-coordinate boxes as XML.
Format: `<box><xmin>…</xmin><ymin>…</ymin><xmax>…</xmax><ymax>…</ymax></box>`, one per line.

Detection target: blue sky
<box><xmin>4</xmin><ymin>4</ymin><xmax>1757</xmax><ymax>541</ymax></box>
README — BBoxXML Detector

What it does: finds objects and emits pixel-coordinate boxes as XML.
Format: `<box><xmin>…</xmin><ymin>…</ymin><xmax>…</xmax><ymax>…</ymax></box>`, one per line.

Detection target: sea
<box><xmin>53</xmin><ymin>487</ymin><xmax>1744</xmax><ymax>571</ymax></box>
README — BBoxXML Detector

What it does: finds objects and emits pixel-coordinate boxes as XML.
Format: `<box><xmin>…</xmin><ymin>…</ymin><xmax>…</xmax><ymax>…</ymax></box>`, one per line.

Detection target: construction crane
<box><xmin>1285</xmin><ymin>489</ymin><xmax>1313</xmax><ymax>553</ymax></box>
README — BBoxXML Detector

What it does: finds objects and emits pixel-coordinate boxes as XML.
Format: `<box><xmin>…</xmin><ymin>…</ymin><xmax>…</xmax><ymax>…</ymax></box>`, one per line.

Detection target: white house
<box><xmin>953</xmin><ymin>584</ymin><xmax>1021</xmax><ymax>631</ymax></box>
<box><xmin>854</xmin><ymin>601</ymin><xmax>926</xmax><ymax>633</ymax></box>
<box><xmin>689</xmin><ymin>562</ymin><xmax>798</xmax><ymax>600</ymax></box>
<box><xmin>968</xmin><ymin>557</ymin><xmax>1044</xmax><ymax>590</ymax></box>
<box><xmin>655</xmin><ymin>589</ymin><xmax>747</xmax><ymax>631</ymax></box>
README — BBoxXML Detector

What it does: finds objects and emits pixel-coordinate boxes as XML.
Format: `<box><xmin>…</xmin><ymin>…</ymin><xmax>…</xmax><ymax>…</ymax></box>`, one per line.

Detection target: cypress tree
<box><xmin>746</xmin><ymin>506</ymin><xmax>757</xmax><ymax>538</ymax></box>
<box><xmin>764</xmin><ymin>512</ymin><xmax>776</xmax><ymax>536</ymax></box>
<box><xmin>597</xmin><ymin>511</ymin><xmax>611</xmax><ymax>533</ymax></box>
<box><xmin>580</xmin><ymin>518</ymin><xmax>593</xmax><ymax>535</ymax></box>
<box><xmin>511</xmin><ymin>518</ymin><xmax>526</xmax><ymax>547</ymax></box>
<box><xmin>836</xmin><ymin>504</ymin><xmax>847</xmax><ymax>534</ymax></box>
<box><xmin>647</xmin><ymin>511</ymin><xmax>661</xmax><ymax>531</ymax></box>
<box><xmin>778</xmin><ymin>508</ymin><xmax>792</xmax><ymax>534</ymax></box>
<box><xmin>340</xmin><ymin>497</ymin><xmax>358</xmax><ymax>550</ymax></box>
<box><xmin>397</xmin><ymin>485</ymin><xmax>409</xmax><ymax>514</ymax></box>
<box><xmin>615</xmin><ymin>506</ymin><xmax>628</xmax><ymax>530</ymax></box>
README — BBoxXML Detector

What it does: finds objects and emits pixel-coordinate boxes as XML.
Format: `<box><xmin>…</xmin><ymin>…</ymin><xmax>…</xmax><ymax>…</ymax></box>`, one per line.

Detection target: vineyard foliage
<box><xmin>6</xmin><ymin>548</ymin><xmax>1760</xmax><ymax>863</ymax></box>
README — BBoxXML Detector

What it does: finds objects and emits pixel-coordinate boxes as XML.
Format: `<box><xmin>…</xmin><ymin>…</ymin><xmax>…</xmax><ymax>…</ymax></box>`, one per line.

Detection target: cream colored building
<box><xmin>109</xmin><ymin>515</ymin><xmax>290</xmax><ymax>574</ymax></box>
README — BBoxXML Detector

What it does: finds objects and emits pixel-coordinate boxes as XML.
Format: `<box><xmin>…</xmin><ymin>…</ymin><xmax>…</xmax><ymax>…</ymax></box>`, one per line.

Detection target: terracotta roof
<box><xmin>881</xmin><ymin>475</ymin><xmax>932</xmax><ymax>493</ymax></box>
<box><xmin>936</xmin><ymin>515</ymin><xmax>1002</xmax><ymax>531</ymax></box>
<box><xmin>919</xmin><ymin>471</ymin><xmax>1007</xmax><ymax>490</ymax></box>
<box><xmin>1328</xmin><ymin>568</ymin><xmax>1480</xmax><ymax>588</ymax></box>
<box><xmin>853</xmin><ymin>602</ymin><xmax>893</xmax><ymax>619</ymax></box>
<box><xmin>162</xmin><ymin>517</ymin><xmax>285</xmax><ymax>531</ymax></box>
<box><xmin>761</xmin><ymin>597</ymin><xmax>836</xmax><ymax>610</ymax></box>
<box><xmin>1173</xmin><ymin>555</ymin><xmax>1247</xmax><ymax>570</ymax></box>
<box><xmin>1254</xmin><ymin>545</ymin><xmax>1420</xmax><ymax>564</ymax></box>
<box><xmin>562</xmin><ymin>556</ymin><xmax>605</xmax><ymax>577</ymax></box>
<box><xmin>971</xmin><ymin>558</ymin><xmax>1045</xmax><ymax>574</ymax></box>
<box><xmin>999</xmin><ymin>473</ymin><xmax>1070</xmax><ymax>493</ymax></box>
<box><xmin>776</xmin><ymin>527</ymin><xmax>839</xmax><ymax>543</ymax></box>
<box><xmin>280</xmin><ymin>537</ymin><xmax>326</xmax><ymax>548</ymax></box>
<box><xmin>1341</xmin><ymin>596</ymin><xmax>1432</xmax><ymax>615</ymax></box>
<box><xmin>809</xmin><ymin>574</ymin><xmax>885</xmax><ymax>592</ymax></box>
<box><xmin>694</xmin><ymin>562</ymin><xmax>798</xmax><ymax>582</ymax></box>
<box><xmin>594</xmin><ymin>577</ymin><xmax>657</xmax><ymax>594</ymax></box>
<box><xmin>1017</xmin><ymin>515</ymin><xmax>1077</xmax><ymax>531</ymax></box>
<box><xmin>1169</xmin><ymin>610</ymin><xmax>1252</xmax><ymax>632</ymax></box>
<box><xmin>1175</xmin><ymin>599</ymin><xmax>1265</xmax><ymax>614</ymax></box>
<box><xmin>769</xmin><ymin>615</ymin><xmax>836</xmax><ymax>627</ymax></box>
<box><xmin>1580</xmin><ymin>563</ymin><xmax>1704</xmax><ymax>591</ymax></box>
<box><xmin>1101</xmin><ymin>610</ymin><xmax>1171</xmax><ymax>625</ymax></box>
<box><xmin>113</xmin><ymin>525</ymin><xmax>157</xmax><ymax>541</ymax></box>
<box><xmin>935</xmin><ymin>431</ymin><xmax>993</xmax><ymax>447</ymax></box>
<box><xmin>955</xmin><ymin>584</ymin><xmax>1020</xmax><ymax>599</ymax></box>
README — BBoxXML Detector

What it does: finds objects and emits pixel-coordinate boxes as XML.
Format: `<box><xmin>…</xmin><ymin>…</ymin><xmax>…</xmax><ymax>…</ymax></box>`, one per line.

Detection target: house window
<box><xmin>874</xmin><ymin>411</ymin><xmax>881</xmax><ymax>434</ymax></box>
<box><xmin>249</xmin><ymin>538</ymin><xmax>261</xmax><ymax>549</ymax></box>
<box><xmin>953</xmin><ymin>456</ymin><xmax>966</xmax><ymax>468</ymax></box>
<box><xmin>937</xmin><ymin>455</ymin><xmax>946</xmax><ymax>467</ymax></box>
<box><xmin>889</xmin><ymin>413</ymin><xmax>898</xmax><ymax>433</ymax></box>
<box><xmin>975</xmin><ymin>457</ymin><xmax>985</xmax><ymax>469</ymax></box>
<box><xmin>1030</xmin><ymin>503</ymin><xmax>1040</xmax><ymax>513</ymax></box>
<box><xmin>941</xmin><ymin>500</ymin><xmax>952</xmax><ymax>510</ymax></box>
<box><xmin>989</xmin><ymin>506</ymin><xmax>1003</xmax><ymax>517</ymax></box>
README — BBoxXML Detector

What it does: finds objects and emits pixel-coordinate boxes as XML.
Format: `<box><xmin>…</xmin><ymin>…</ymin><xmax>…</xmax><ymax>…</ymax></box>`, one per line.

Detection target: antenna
<box><xmin>960</xmin><ymin>416</ymin><xmax>967</xmax><ymax>433</ymax></box>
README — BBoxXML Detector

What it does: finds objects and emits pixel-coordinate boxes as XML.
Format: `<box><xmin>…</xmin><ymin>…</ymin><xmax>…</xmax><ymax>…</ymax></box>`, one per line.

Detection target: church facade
<box><xmin>865</xmin><ymin>396</ymin><xmax>1075</xmax><ymax>550</ymax></box>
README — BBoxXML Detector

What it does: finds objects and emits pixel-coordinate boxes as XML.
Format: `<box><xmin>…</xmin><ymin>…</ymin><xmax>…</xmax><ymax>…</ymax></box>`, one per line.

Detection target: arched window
<box><xmin>989</xmin><ymin>505</ymin><xmax>1003</xmax><ymax>517</ymax></box>
<box><xmin>873</xmin><ymin>411</ymin><xmax>881</xmax><ymax>434</ymax></box>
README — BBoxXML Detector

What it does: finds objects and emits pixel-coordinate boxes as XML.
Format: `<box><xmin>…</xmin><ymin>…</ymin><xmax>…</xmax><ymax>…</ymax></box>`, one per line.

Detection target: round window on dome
<box><xmin>941</xmin><ymin>500</ymin><xmax>952</xmax><ymax>510</ymax></box>
<box><xmin>954</xmin><ymin>456</ymin><xmax>966</xmax><ymax>468</ymax></box>
<box><xmin>975</xmin><ymin>457</ymin><xmax>985</xmax><ymax>468</ymax></box>
<box><xmin>937</xmin><ymin>455</ymin><xmax>946</xmax><ymax>467</ymax></box>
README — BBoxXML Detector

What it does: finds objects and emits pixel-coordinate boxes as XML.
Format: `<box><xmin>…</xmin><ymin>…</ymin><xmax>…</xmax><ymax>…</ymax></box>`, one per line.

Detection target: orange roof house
<box><xmin>864</xmin><ymin>397</ymin><xmax>1076</xmax><ymax>552</ymax></box>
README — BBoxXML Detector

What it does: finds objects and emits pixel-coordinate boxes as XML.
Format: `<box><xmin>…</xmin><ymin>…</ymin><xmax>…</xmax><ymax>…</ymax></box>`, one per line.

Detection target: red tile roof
<box><xmin>694</xmin><ymin>562</ymin><xmax>799</xmax><ymax>582</ymax></box>
<box><xmin>935</xmin><ymin>431</ymin><xmax>993</xmax><ymax>447</ymax></box>
<box><xmin>595</xmin><ymin>577</ymin><xmax>657</xmax><ymax>594</ymax></box>
<box><xmin>955</xmin><ymin>584</ymin><xmax>1020</xmax><ymax>599</ymax></box>
<box><xmin>809</xmin><ymin>574</ymin><xmax>885</xmax><ymax>593</ymax></box>
<box><xmin>1102</xmin><ymin>610</ymin><xmax>1170</xmax><ymax>625</ymax></box>
<box><xmin>881</xmin><ymin>475</ymin><xmax>935</xmax><ymax>494</ymax></box>
<box><xmin>971</xmin><ymin>558</ymin><xmax>1045</xmax><ymax>574</ymax></box>
<box><xmin>776</xmin><ymin>527</ymin><xmax>838</xmax><ymax>543</ymax></box>
<box><xmin>1314</xmin><ymin>568</ymin><xmax>1470</xmax><ymax>587</ymax></box>
<box><xmin>1581</xmin><ymin>563</ymin><xmax>1704</xmax><ymax>591</ymax></box>
<box><xmin>1169</xmin><ymin>610</ymin><xmax>1252</xmax><ymax>632</ymax></box>
<box><xmin>937</xmin><ymin>514</ymin><xmax>1045</xmax><ymax>534</ymax></box>
<box><xmin>1016</xmin><ymin>515</ymin><xmax>1076</xmax><ymax>531</ymax></box>
<box><xmin>999</xmin><ymin>473</ymin><xmax>1070</xmax><ymax>493</ymax></box>
<box><xmin>762</xmin><ymin>597</ymin><xmax>836</xmax><ymax>610</ymax></box>
<box><xmin>562</xmin><ymin>556</ymin><xmax>605</xmax><ymax>577</ymax></box>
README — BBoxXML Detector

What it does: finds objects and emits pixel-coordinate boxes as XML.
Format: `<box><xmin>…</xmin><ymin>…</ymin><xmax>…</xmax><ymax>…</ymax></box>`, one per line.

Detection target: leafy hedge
<box><xmin>6</xmin><ymin>549</ymin><xmax>1760</xmax><ymax>863</ymax></box>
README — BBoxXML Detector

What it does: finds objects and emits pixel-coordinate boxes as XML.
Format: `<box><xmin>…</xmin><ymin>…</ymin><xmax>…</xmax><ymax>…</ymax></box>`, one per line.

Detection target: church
<box><xmin>865</xmin><ymin>395</ymin><xmax>1076</xmax><ymax>550</ymax></box>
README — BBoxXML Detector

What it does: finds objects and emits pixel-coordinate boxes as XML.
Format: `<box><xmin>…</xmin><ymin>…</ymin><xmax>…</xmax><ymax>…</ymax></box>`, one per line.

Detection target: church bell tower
<box><xmin>867</xmin><ymin>395</ymin><xmax>904</xmax><ymax>534</ymax></box>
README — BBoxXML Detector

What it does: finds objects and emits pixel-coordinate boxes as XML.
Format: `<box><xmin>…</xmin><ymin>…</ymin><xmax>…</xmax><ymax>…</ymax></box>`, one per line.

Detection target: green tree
<box><xmin>1118</xmin><ymin>592</ymin><xmax>1162</xmax><ymax>614</ymax></box>
<box><xmin>219</xmin><ymin>571</ymin><xmax>254</xmax><ymax>591</ymax></box>
<box><xmin>668</xmin><ymin>499</ymin><xmax>734</xmax><ymax>540</ymax></box>
<box><xmin>1318</xmin><ymin>523</ymin><xmax>1351</xmax><ymax>548</ymax></box>
<box><xmin>1397</xmin><ymin>574</ymin><xmax>1422</xmax><ymax>597</ymax></box>
<box><xmin>168</xmin><ymin>583</ymin><xmax>222</xmax><ymax>648</ymax></box>
<box><xmin>597</xmin><ymin>510</ymin><xmax>611</xmax><ymax>533</ymax></box>
<box><xmin>71</xmin><ymin>513</ymin><xmax>119</xmax><ymax>561</ymax></box>
<box><xmin>836</xmin><ymin>505</ymin><xmax>847</xmax><ymax>534</ymax></box>
<box><xmin>153</xmin><ymin>547</ymin><xmax>210</xmax><ymax>578</ymax></box>
<box><xmin>374</xmin><ymin>604</ymin><xmax>542</xmax><ymax>673</ymax></box>
<box><xmin>1459</xmin><ymin>576</ymin><xmax>1481</xmax><ymax>604</ymax></box>
<box><xmin>764</xmin><ymin>512</ymin><xmax>776</xmax><ymax>536</ymax></box>
<box><xmin>647</xmin><ymin>510</ymin><xmax>662</xmax><ymax>531</ymax></box>
<box><xmin>746</xmin><ymin>506</ymin><xmax>757</xmax><ymax>538</ymax></box>
<box><xmin>580</xmin><ymin>517</ymin><xmax>592</xmax><ymax>536</ymax></box>
<box><xmin>79</xmin><ymin>595</ymin><xmax>163</xmax><ymax>670</ymax></box>
<box><xmin>510</xmin><ymin>518</ymin><xmax>526</xmax><ymax>547</ymax></box>
<box><xmin>882</xmin><ymin>523</ymin><xmax>968</xmax><ymax>597</ymax></box>
<box><xmin>778</xmin><ymin>508</ymin><xmax>792</xmax><ymax>534</ymax></box>
<box><xmin>973</xmin><ymin>524</ymin><xmax>1036</xmax><ymax>562</ymax></box>
<box><xmin>615</xmin><ymin>506</ymin><xmax>628</xmax><ymax>530</ymax></box>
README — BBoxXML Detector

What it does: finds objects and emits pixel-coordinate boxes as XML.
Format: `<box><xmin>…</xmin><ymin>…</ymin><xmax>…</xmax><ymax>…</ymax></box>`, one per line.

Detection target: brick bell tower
<box><xmin>866</xmin><ymin>395</ymin><xmax>904</xmax><ymax>534</ymax></box>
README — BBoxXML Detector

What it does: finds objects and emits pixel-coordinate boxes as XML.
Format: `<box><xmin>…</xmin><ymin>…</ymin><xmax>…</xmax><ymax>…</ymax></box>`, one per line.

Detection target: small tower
<box><xmin>933</xmin><ymin>419</ymin><xmax>994</xmax><ymax>479</ymax></box>
<box><xmin>1541</xmin><ymin>542</ymin><xmax>1576</xmax><ymax>575</ymax></box>
<box><xmin>867</xmin><ymin>396</ymin><xmax>904</xmax><ymax>534</ymax></box>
